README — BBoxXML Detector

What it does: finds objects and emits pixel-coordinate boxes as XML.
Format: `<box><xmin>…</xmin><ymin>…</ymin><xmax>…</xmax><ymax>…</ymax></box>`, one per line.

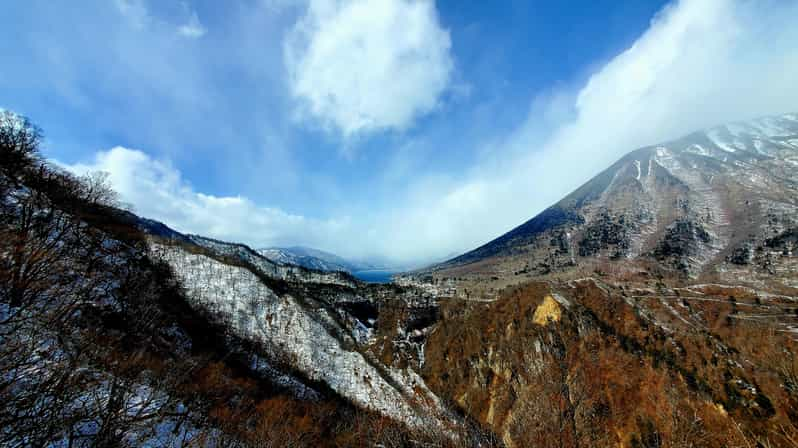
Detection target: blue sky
<box><xmin>2</xmin><ymin>0</ymin><xmax>798</xmax><ymax>265</ymax></box>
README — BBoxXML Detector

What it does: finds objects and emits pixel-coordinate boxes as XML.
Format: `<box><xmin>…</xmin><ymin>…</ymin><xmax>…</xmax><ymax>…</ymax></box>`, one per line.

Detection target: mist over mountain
<box><xmin>426</xmin><ymin>113</ymin><xmax>798</xmax><ymax>288</ymax></box>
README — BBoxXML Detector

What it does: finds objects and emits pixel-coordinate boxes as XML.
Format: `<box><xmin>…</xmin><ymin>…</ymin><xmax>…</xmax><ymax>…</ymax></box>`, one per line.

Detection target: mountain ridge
<box><xmin>258</xmin><ymin>246</ymin><xmax>382</xmax><ymax>273</ymax></box>
<box><xmin>424</xmin><ymin>112</ymin><xmax>798</xmax><ymax>288</ymax></box>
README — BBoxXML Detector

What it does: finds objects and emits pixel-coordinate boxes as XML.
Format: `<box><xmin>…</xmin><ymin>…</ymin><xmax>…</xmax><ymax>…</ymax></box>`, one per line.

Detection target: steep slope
<box><xmin>425</xmin><ymin>113</ymin><xmax>798</xmax><ymax>287</ymax></box>
<box><xmin>258</xmin><ymin>246</ymin><xmax>377</xmax><ymax>273</ymax></box>
<box><xmin>141</xmin><ymin>226</ymin><xmax>475</xmax><ymax>440</ymax></box>
<box><xmin>0</xmin><ymin>116</ymin><xmax>368</xmax><ymax>446</ymax></box>
<box><xmin>152</xmin><ymin>243</ymin><xmax>442</xmax><ymax>426</ymax></box>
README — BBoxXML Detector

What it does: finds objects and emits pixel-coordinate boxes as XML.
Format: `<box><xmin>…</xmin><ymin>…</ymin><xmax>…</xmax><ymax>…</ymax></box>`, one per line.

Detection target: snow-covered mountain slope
<box><xmin>258</xmin><ymin>246</ymin><xmax>377</xmax><ymax>273</ymax></box>
<box><xmin>150</xmin><ymin>243</ymin><xmax>451</xmax><ymax>429</ymax></box>
<box><xmin>426</xmin><ymin>113</ymin><xmax>798</xmax><ymax>284</ymax></box>
<box><xmin>141</xmin><ymin>227</ymin><xmax>459</xmax><ymax>435</ymax></box>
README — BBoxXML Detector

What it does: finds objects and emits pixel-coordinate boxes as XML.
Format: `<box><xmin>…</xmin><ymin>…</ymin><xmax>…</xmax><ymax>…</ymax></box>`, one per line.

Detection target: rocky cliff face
<box><xmin>427</xmin><ymin>113</ymin><xmax>798</xmax><ymax>286</ymax></box>
<box><xmin>143</xmin><ymin>228</ymin><xmax>465</xmax><ymax>438</ymax></box>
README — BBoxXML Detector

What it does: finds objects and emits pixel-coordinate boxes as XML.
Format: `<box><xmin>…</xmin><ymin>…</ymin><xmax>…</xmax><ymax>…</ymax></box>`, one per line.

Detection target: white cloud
<box><xmin>53</xmin><ymin>0</ymin><xmax>798</xmax><ymax>266</ymax></box>
<box><xmin>178</xmin><ymin>11</ymin><xmax>207</xmax><ymax>38</ymax></box>
<box><xmin>364</xmin><ymin>0</ymin><xmax>798</xmax><ymax>262</ymax></box>
<box><xmin>284</xmin><ymin>0</ymin><xmax>453</xmax><ymax>135</ymax></box>
<box><xmin>62</xmin><ymin>147</ymin><xmax>351</xmax><ymax>251</ymax></box>
<box><xmin>114</xmin><ymin>0</ymin><xmax>150</xmax><ymax>28</ymax></box>
<box><xmin>115</xmin><ymin>0</ymin><xmax>206</xmax><ymax>38</ymax></box>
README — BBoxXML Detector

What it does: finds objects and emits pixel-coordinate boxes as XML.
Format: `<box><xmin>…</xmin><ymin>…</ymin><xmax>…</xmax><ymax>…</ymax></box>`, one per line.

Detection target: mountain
<box><xmin>399</xmin><ymin>113</ymin><xmax>798</xmax><ymax>446</ymax></box>
<box><xmin>5</xmin><ymin>111</ymin><xmax>798</xmax><ymax>447</ymax></box>
<box><xmin>424</xmin><ymin>113</ymin><xmax>798</xmax><ymax>290</ymax></box>
<box><xmin>258</xmin><ymin>246</ymin><xmax>379</xmax><ymax>273</ymax></box>
<box><xmin>148</xmin><ymin>233</ymin><xmax>456</xmax><ymax>431</ymax></box>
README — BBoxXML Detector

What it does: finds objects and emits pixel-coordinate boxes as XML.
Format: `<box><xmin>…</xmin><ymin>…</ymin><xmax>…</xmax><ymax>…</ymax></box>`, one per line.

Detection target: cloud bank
<box><xmin>284</xmin><ymin>0</ymin><xmax>453</xmax><ymax>135</ymax></box>
<box><xmin>63</xmin><ymin>147</ymin><xmax>352</xmax><ymax>251</ymax></box>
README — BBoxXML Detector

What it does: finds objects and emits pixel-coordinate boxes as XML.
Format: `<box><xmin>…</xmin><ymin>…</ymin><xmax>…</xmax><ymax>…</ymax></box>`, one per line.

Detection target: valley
<box><xmin>1</xmin><ymin>110</ymin><xmax>797</xmax><ymax>447</ymax></box>
<box><xmin>4</xmin><ymin>1</ymin><xmax>798</xmax><ymax>445</ymax></box>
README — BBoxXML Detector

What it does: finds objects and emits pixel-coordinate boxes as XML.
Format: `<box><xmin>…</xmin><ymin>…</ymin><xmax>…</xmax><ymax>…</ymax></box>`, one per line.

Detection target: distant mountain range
<box><xmin>258</xmin><ymin>246</ymin><xmax>382</xmax><ymax>273</ymax></box>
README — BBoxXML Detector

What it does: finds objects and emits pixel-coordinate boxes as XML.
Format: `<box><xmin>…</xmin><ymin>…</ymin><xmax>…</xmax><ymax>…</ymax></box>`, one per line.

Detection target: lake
<box><xmin>352</xmin><ymin>269</ymin><xmax>399</xmax><ymax>283</ymax></box>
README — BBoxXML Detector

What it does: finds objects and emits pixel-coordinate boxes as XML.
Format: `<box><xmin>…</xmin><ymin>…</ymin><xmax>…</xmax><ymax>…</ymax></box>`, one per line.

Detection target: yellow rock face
<box><xmin>533</xmin><ymin>294</ymin><xmax>561</xmax><ymax>325</ymax></box>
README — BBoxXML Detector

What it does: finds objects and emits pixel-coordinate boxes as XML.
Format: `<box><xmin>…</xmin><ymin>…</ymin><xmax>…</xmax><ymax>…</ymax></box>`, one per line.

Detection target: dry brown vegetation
<box><xmin>422</xmin><ymin>279</ymin><xmax>798</xmax><ymax>447</ymax></box>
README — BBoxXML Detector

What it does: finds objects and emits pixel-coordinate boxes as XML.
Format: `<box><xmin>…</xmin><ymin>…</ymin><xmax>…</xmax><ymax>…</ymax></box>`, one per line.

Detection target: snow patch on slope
<box><xmin>706</xmin><ymin>129</ymin><xmax>738</xmax><ymax>153</ymax></box>
<box><xmin>149</xmin><ymin>242</ymin><xmax>452</xmax><ymax>430</ymax></box>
